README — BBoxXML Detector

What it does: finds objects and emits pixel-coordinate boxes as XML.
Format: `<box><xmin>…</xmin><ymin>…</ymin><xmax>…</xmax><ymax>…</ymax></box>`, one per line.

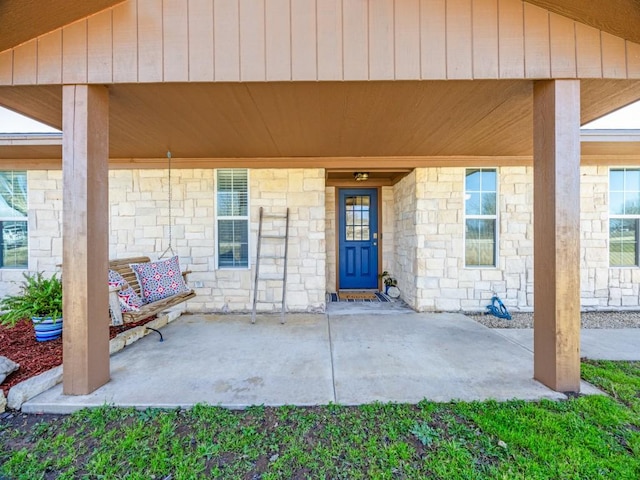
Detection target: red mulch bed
<box><xmin>1</xmin><ymin>317</ymin><xmax>156</xmax><ymax>395</ymax></box>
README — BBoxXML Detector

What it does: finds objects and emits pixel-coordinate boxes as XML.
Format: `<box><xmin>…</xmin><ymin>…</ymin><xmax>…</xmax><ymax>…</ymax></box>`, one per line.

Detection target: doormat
<box><xmin>329</xmin><ymin>291</ymin><xmax>390</xmax><ymax>302</ymax></box>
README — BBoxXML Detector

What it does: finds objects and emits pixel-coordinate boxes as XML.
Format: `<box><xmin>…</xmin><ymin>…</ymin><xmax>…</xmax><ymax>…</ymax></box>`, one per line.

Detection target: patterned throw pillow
<box><xmin>130</xmin><ymin>256</ymin><xmax>189</xmax><ymax>304</ymax></box>
<box><xmin>108</xmin><ymin>269</ymin><xmax>143</xmax><ymax>312</ymax></box>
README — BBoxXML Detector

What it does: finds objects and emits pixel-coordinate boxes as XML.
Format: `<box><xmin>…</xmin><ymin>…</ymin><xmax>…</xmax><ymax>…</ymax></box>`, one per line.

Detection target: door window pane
<box><xmin>345</xmin><ymin>195</ymin><xmax>371</xmax><ymax>242</ymax></box>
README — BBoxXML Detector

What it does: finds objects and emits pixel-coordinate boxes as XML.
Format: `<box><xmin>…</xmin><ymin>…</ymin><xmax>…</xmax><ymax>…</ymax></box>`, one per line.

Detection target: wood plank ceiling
<box><xmin>1</xmin><ymin>79</ymin><xmax>639</xmax><ymax>164</ymax></box>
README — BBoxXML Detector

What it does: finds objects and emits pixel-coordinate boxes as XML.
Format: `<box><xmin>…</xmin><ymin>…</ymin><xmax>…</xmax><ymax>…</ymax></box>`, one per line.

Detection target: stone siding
<box><xmin>325</xmin><ymin>187</ymin><xmax>337</xmax><ymax>293</ymax></box>
<box><xmin>393</xmin><ymin>166</ymin><xmax>537</xmax><ymax>311</ymax></box>
<box><xmin>580</xmin><ymin>166</ymin><xmax>640</xmax><ymax>308</ymax></box>
<box><xmin>392</xmin><ymin>165</ymin><xmax>639</xmax><ymax>312</ymax></box>
<box><xmin>0</xmin><ymin>169</ymin><xmax>326</xmax><ymax>313</ymax></box>
<box><xmin>394</xmin><ymin>171</ymin><xmax>419</xmax><ymax>308</ymax></box>
<box><xmin>250</xmin><ymin>168</ymin><xmax>326</xmax><ymax>313</ymax></box>
<box><xmin>2</xmin><ymin>166</ymin><xmax>638</xmax><ymax>312</ymax></box>
<box><xmin>381</xmin><ymin>186</ymin><xmax>395</xmax><ymax>277</ymax></box>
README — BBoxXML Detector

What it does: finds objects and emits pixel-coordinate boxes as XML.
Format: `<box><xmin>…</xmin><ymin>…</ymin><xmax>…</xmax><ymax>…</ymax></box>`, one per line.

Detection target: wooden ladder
<box><xmin>251</xmin><ymin>207</ymin><xmax>290</xmax><ymax>324</ymax></box>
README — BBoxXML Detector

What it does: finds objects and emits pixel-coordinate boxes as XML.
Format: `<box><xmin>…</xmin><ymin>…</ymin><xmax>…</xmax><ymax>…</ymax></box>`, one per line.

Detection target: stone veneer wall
<box><xmin>392</xmin><ymin>165</ymin><xmax>640</xmax><ymax>312</ymax></box>
<box><xmin>0</xmin><ymin>169</ymin><xmax>326</xmax><ymax>312</ymax></box>
<box><xmin>325</xmin><ymin>187</ymin><xmax>337</xmax><ymax>293</ymax></box>
<box><xmin>2</xmin><ymin>166</ymin><xmax>639</xmax><ymax>311</ymax></box>
<box><xmin>395</xmin><ymin>166</ymin><xmax>535</xmax><ymax>311</ymax></box>
<box><xmin>381</xmin><ymin>186</ymin><xmax>395</xmax><ymax>276</ymax></box>
<box><xmin>393</xmin><ymin>171</ymin><xmax>419</xmax><ymax>308</ymax></box>
<box><xmin>581</xmin><ymin>166</ymin><xmax>640</xmax><ymax>308</ymax></box>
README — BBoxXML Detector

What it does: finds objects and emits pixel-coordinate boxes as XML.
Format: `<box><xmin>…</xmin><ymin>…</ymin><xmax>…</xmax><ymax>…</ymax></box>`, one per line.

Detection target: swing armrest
<box><xmin>108</xmin><ymin>286</ymin><xmax>125</xmax><ymax>326</ymax></box>
<box><xmin>181</xmin><ymin>270</ymin><xmax>192</xmax><ymax>280</ymax></box>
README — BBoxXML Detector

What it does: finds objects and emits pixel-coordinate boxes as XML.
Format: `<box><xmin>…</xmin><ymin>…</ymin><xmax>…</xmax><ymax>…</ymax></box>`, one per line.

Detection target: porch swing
<box><xmin>108</xmin><ymin>151</ymin><xmax>196</xmax><ymax>326</ymax></box>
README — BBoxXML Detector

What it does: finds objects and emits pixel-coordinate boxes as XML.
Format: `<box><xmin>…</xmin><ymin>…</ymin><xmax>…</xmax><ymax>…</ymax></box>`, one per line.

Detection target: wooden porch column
<box><xmin>62</xmin><ymin>85</ymin><xmax>110</xmax><ymax>395</ymax></box>
<box><xmin>533</xmin><ymin>80</ymin><xmax>581</xmax><ymax>393</ymax></box>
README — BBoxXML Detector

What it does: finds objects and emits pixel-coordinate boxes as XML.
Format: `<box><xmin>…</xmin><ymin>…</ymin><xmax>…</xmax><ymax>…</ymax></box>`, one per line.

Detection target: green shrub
<box><xmin>0</xmin><ymin>272</ymin><xmax>63</xmax><ymax>327</ymax></box>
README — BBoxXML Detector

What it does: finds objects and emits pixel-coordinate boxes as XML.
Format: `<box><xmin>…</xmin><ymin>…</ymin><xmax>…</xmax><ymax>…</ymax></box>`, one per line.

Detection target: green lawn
<box><xmin>1</xmin><ymin>361</ymin><xmax>639</xmax><ymax>479</ymax></box>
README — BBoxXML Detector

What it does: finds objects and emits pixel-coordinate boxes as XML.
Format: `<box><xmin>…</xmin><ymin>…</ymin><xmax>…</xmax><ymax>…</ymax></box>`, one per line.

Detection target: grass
<box><xmin>1</xmin><ymin>361</ymin><xmax>639</xmax><ymax>479</ymax></box>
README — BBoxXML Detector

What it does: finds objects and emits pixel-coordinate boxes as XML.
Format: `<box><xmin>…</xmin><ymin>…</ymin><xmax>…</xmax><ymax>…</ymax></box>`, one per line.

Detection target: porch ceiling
<box><xmin>110</xmin><ymin>80</ymin><xmax>536</xmax><ymax>159</ymax></box>
<box><xmin>0</xmin><ymin>79</ymin><xmax>639</xmax><ymax>163</ymax></box>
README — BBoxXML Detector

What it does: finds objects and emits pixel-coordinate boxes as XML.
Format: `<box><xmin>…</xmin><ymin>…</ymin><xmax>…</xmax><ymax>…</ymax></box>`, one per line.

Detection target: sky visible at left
<box><xmin>0</xmin><ymin>107</ymin><xmax>59</xmax><ymax>133</ymax></box>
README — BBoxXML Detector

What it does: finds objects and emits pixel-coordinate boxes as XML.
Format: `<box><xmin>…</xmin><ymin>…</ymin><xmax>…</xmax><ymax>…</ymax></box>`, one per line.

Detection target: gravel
<box><xmin>466</xmin><ymin>310</ymin><xmax>640</xmax><ymax>329</ymax></box>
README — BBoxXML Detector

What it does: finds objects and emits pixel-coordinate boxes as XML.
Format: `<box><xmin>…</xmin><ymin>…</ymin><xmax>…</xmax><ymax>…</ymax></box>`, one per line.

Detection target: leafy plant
<box><xmin>0</xmin><ymin>271</ymin><xmax>63</xmax><ymax>326</ymax></box>
<box><xmin>410</xmin><ymin>421</ymin><xmax>439</xmax><ymax>446</ymax></box>
<box><xmin>378</xmin><ymin>271</ymin><xmax>397</xmax><ymax>287</ymax></box>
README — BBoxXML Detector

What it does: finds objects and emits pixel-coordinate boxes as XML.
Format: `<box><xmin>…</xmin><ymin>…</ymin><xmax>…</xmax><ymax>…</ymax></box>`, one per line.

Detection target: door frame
<box><xmin>335</xmin><ymin>186</ymin><xmax>383</xmax><ymax>291</ymax></box>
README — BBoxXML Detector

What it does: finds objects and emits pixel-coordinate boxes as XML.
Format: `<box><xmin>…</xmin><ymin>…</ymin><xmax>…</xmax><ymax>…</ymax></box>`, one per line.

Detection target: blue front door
<box><xmin>338</xmin><ymin>188</ymin><xmax>379</xmax><ymax>289</ymax></box>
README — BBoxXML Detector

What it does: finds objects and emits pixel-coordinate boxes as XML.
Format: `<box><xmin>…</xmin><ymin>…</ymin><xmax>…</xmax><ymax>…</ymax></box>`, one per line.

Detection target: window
<box><xmin>0</xmin><ymin>171</ymin><xmax>28</xmax><ymax>269</ymax></box>
<box><xmin>610</xmin><ymin>168</ymin><xmax>640</xmax><ymax>267</ymax></box>
<box><xmin>345</xmin><ymin>195</ymin><xmax>370</xmax><ymax>241</ymax></box>
<box><xmin>465</xmin><ymin>168</ymin><xmax>497</xmax><ymax>267</ymax></box>
<box><xmin>216</xmin><ymin>169</ymin><xmax>249</xmax><ymax>268</ymax></box>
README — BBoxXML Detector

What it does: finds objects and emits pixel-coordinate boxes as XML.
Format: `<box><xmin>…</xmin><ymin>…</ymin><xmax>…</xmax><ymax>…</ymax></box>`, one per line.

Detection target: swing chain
<box><xmin>159</xmin><ymin>150</ymin><xmax>175</xmax><ymax>259</ymax></box>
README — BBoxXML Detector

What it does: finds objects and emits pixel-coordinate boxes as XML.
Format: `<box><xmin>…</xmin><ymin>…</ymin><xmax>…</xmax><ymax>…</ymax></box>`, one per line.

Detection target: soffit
<box><xmin>581</xmin><ymin>130</ymin><xmax>640</xmax><ymax>157</ymax></box>
<box><xmin>581</xmin><ymin>142</ymin><xmax>640</xmax><ymax>156</ymax></box>
<box><xmin>0</xmin><ymin>134</ymin><xmax>61</xmax><ymax>158</ymax></box>
<box><xmin>0</xmin><ymin>80</ymin><xmax>533</xmax><ymax>158</ymax></box>
<box><xmin>0</xmin><ymin>0</ymin><xmax>124</xmax><ymax>52</ymax></box>
<box><xmin>0</xmin><ymin>80</ymin><xmax>639</xmax><ymax>161</ymax></box>
<box><xmin>524</xmin><ymin>0</ymin><xmax>640</xmax><ymax>45</ymax></box>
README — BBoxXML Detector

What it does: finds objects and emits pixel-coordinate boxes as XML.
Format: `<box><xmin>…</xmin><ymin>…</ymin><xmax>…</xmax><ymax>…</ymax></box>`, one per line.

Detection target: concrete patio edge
<box><xmin>20</xmin><ymin>312</ymin><xmax>612</xmax><ymax>414</ymax></box>
<box><xmin>6</xmin><ymin>310</ymin><xmax>182</xmax><ymax>411</ymax></box>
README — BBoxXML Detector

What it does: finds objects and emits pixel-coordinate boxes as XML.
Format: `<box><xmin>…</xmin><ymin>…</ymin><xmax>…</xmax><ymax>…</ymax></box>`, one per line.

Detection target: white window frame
<box><xmin>609</xmin><ymin>167</ymin><xmax>640</xmax><ymax>268</ymax></box>
<box><xmin>0</xmin><ymin>170</ymin><xmax>29</xmax><ymax>270</ymax></box>
<box><xmin>464</xmin><ymin>168</ymin><xmax>498</xmax><ymax>268</ymax></box>
<box><xmin>214</xmin><ymin>169</ymin><xmax>250</xmax><ymax>270</ymax></box>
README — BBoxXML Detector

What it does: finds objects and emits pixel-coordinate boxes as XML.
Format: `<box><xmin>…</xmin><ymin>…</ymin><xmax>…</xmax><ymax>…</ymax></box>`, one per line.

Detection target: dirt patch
<box><xmin>1</xmin><ymin>317</ymin><xmax>157</xmax><ymax>396</ymax></box>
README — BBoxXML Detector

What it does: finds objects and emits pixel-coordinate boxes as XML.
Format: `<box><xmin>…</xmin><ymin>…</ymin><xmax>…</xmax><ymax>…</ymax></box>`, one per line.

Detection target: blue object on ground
<box><xmin>485</xmin><ymin>296</ymin><xmax>512</xmax><ymax>320</ymax></box>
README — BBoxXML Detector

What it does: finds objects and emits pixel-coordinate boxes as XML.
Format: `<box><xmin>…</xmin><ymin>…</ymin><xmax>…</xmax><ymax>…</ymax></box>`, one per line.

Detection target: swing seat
<box><xmin>108</xmin><ymin>256</ymin><xmax>196</xmax><ymax>326</ymax></box>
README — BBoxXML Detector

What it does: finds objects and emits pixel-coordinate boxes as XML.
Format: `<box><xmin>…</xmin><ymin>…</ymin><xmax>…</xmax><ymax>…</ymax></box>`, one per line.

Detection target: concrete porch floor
<box><xmin>23</xmin><ymin>306</ymin><xmax>603</xmax><ymax>414</ymax></box>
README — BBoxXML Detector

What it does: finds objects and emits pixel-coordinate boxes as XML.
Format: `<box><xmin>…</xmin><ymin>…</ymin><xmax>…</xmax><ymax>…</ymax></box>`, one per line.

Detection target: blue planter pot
<box><xmin>32</xmin><ymin>316</ymin><xmax>63</xmax><ymax>342</ymax></box>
